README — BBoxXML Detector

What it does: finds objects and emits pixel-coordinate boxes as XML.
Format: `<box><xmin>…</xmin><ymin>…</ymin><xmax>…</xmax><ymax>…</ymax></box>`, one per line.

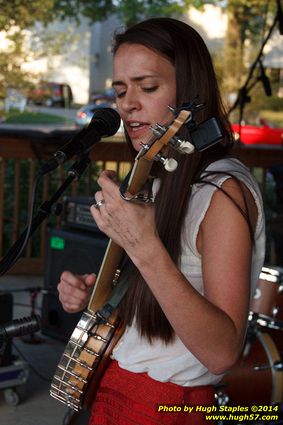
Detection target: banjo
<box><xmin>50</xmin><ymin>103</ymin><xmax>222</xmax><ymax>411</ymax></box>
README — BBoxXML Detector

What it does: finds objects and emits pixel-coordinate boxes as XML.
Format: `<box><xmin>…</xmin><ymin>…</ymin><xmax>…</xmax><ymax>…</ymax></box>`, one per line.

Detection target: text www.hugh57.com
<box><xmin>205</xmin><ymin>413</ymin><xmax>279</xmax><ymax>422</ymax></box>
<box><xmin>205</xmin><ymin>404</ymin><xmax>279</xmax><ymax>422</ymax></box>
<box><xmin>156</xmin><ymin>403</ymin><xmax>279</xmax><ymax>422</ymax></box>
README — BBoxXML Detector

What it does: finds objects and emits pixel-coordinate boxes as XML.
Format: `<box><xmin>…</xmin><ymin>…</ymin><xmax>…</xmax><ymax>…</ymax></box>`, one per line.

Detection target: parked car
<box><xmin>76</xmin><ymin>102</ymin><xmax>114</xmax><ymax>126</ymax></box>
<box><xmin>76</xmin><ymin>101</ymin><xmax>124</xmax><ymax>135</ymax></box>
<box><xmin>231</xmin><ymin>119</ymin><xmax>283</xmax><ymax>146</ymax></box>
<box><xmin>75</xmin><ymin>93</ymin><xmax>123</xmax><ymax>133</ymax></box>
<box><xmin>28</xmin><ymin>82</ymin><xmax>73</xmax><ymax>107</ymax></box>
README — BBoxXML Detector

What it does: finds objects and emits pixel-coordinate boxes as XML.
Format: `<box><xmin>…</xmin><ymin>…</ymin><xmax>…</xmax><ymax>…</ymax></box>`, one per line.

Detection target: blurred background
<box><xmin>0</xmin><ymin>1</ymin><xmax>283</xmax><ymax>424</ymax></box>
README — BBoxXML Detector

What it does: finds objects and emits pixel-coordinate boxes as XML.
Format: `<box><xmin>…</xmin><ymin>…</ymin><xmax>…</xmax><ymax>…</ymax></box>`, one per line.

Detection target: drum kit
<box><xmin>216</xmin><ymin>266</ymin><xmax>283</xmax><ymax>409</ymax></box>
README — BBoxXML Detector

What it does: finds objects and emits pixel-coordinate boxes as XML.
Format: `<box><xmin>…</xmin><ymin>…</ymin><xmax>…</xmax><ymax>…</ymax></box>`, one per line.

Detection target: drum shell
<box><xmin>250</xmin><ymin>267</ymin><xmax>283</xmax><ymax>328</ymax></box>
<box><xmin>218</xmin><ymin>329</ymin><xmax>283</xmax><ymax>406</ymax></box>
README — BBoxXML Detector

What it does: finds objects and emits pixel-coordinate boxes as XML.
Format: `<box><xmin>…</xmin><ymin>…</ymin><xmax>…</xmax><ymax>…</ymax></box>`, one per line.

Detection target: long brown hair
<box><xmin>113</xmin><ymin>18</ymin><xmax>234</xmax><ymax>342</ymax></box>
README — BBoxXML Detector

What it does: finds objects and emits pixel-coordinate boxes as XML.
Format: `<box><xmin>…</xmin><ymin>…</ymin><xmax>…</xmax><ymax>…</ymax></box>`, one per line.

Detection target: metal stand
<box><xmin>21</xmin><ymin>288</ymin><xmax>42</xmax><ymax>344</ymax></box>
<box><xmin>228</xmin><ymin>10</ymin><xmax>279</xmax><ymax>128</ymax></box>
<box><xmin>0</xmin><ymin>155</ymin><xmax>90</xmax><ymax>277</ymax></box>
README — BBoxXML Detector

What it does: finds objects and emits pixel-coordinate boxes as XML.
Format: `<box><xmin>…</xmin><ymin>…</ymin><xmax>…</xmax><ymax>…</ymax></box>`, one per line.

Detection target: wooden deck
<box><xmin>0</xmin><ymin>127</ymin><xmax>282</xmax><ymax>275</ymax></box>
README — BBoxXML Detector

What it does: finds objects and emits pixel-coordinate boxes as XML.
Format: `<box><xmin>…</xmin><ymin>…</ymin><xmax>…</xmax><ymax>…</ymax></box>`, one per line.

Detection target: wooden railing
<box><xmin>0</xmin><ymin>127</ymin><xmax>282</xmax><ymax>275</ymax></box>
<box><xmin>0</xmin><ymin>128</ymin><xmax>132</xmax><ymax>275</ymax></box>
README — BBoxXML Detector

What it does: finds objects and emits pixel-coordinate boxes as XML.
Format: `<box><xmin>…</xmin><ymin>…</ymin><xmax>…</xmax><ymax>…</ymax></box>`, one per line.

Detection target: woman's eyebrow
<box><xmin>112</xmin><ymin>75</ymin><xmax>159</xmax><ymax>87</ymax></box>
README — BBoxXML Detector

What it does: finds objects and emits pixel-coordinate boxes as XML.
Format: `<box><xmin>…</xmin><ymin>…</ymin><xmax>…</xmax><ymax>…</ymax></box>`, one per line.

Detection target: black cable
<box><xmin>0</xmin><ymin>173</ymin><xmax>41</xmax><ymax>276</ymax></box>
<box><xmin>13</xmin><ymin>174</ymin><xmax>41</xmax><ymax>264</ymax></box>
<box><xmin>0</xmin><ymin>155</ymin><xmax>91</xmax><ymax>277</ymax></box>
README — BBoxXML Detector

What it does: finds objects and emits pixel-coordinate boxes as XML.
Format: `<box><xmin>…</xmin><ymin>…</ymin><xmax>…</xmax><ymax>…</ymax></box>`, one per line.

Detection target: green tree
<box><xmin>0</xmin><ymin>0</ymin><xmax>277</xmax><ymax>108</ymax></box>
<box><xmin>52</xmin><ymin>0</ymin><xmax>277</xmax><ymax>98</ymax></box>
<box><xmin>0</xmin><ymin>30</ymin><xmax>35</xmax><ymax>99</ymax></box>
<box><xmin>0</xmin><ymin>0</ymin><xmax>56</xmax><ymax>31</ymax></box>
<box><xmin>53</xmin><ymin>0</ymin><xmax>205</xmax><ymax>27</ymax></box>
<box><xmin>0</xmin><ymin>0</ymin><xmax>57</xmax><ymax>99</ymax></box>
<box><xmin>223</xmin><ymin>0</ymin><xmax>276</xmax><ymax>102</ymax></box>
<box><xmin>0</xmin><ymin>0</ymin><xmax>205</xmax><ymax>101</ymax></box>
<box><xmin>0</xmin><ymin>0</ymin><xmax>80</xmax><ymax>100</ymax></box>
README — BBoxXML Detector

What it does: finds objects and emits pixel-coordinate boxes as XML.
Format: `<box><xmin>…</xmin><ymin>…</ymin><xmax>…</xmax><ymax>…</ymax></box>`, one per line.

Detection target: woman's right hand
<box><xmin>57</xmin><ymin>270</ymin><xmax>96</xmax><ymax>313</ymax></box>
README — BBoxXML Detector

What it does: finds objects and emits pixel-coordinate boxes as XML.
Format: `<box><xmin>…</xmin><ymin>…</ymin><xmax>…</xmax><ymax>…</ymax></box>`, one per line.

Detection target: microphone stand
<box><xmin>0</xmin><ymin>154</ymin><xmax>91</xmax><ymax>277</ymax></box>
<box><xmin>0</xmin><ymin>339</ymin><xmax>8</xmax><ymax>367</ymax></box>
<box><xmin>21</xmin><ymin>287</ymin><xmax>42</xmax><ymax>344</ymax></box>
<box><xmin>228</xmin><ymin>10</ymin><xmax>278</xmax><ymax>128</ymax></box>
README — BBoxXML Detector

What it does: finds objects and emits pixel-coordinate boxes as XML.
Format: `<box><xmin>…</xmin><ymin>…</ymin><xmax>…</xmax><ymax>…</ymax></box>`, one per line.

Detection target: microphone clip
<box><xmin>0</xmin><ymin>314</ymin><xmax>41</xmax><ymax>342</ymax></box>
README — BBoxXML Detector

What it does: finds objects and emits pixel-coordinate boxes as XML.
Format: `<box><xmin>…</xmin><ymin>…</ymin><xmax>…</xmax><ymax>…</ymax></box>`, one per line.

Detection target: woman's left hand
<box><xmin>90</xmin><ymin>170</ymin><xmax>157</xmax><ymax>260</ymax></box>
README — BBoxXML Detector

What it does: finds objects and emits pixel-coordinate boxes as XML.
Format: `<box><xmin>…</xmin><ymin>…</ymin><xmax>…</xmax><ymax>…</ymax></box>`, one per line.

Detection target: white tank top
<box><xmin>112</xmin><ymin>158</ymin><xmax>265</xmax><ymax>387</ymax></box>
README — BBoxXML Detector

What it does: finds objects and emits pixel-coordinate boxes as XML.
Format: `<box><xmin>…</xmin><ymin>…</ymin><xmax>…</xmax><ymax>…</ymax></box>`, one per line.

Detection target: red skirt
<box><xmin>89</xmin><ymin>360</ymin><xmax>216</xmax><ymax>425</ymax></box>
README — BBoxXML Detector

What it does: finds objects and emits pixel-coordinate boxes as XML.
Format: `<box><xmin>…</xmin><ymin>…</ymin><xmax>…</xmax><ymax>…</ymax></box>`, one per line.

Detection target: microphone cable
<box><xmin>0</xmin><ymin>174</ymin><xmax>41</xmax><ymax>276</ymax></box>
<box><xmin>0</xmin><ymin>154</ymin><xmax>90</xmax><ymax>276</ymax></box>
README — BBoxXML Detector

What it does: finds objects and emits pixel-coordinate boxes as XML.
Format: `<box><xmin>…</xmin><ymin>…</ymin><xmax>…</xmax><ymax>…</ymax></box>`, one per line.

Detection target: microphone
<box><xmin>277</xmin><ymin>0</ymin><xmax>283</xmax><ymax>35</ymax></box>
<box><xmin>0</xmin><ymin>314</ymin><xmax>41</xmax><ymax>340</ymax></box>
<box><xmin>259</xmin><ymin>60</ymin><xmax>272</xmax><ymax>96</ymax></box>
<box><xmin>39</xmin><ymin>108</ymin><xmax>121</xmax><ymax>175</ymax></box>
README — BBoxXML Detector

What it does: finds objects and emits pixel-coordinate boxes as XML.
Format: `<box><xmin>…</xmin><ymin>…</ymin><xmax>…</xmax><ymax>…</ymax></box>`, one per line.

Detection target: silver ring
<box><xmin>94</xmin><ymin>199</ymin><xmax>105</xmax><ymax>209</ymax></box>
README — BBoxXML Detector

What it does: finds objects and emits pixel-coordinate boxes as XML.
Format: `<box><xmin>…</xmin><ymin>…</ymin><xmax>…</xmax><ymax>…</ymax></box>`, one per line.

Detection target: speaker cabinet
<box><xmin>41</xmin><ymin>228</ymin><xmax>108</xmax><ymax>341</ymax></box>
<box><xmin>0</xmin><ymin>292</ymin><xmax>13</xmax><ymax>366</ymax></box>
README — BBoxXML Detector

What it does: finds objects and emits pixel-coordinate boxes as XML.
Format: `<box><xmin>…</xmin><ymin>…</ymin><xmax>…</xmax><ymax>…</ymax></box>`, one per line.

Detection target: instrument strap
<box><xmin>96</xmin><ymin>274</ymin><xmax>130</xmax><ymax>322</ymax></box>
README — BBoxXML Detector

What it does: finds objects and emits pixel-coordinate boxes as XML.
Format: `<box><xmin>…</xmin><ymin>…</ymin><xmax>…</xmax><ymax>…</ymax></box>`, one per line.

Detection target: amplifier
<box><xmin>42</xmin><ymin>227</ymin><xmax>108</xmax><ymax>341</ymax></box>
<box><xmin>63</xmin><ymin>196</ymin><xmax>99</xmax><ymax>233</ymax></box>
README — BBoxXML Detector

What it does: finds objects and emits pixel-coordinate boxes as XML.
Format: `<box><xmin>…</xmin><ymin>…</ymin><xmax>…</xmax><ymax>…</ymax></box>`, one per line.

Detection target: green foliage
<box><xmin>0</xmin><ymin>0</ymin><xmax>56</xmax><ymax>31</ymax></box>
<box><xmin>244</xmin><ymin>95</ymin><xmax>283</xmax><ymax>126</ymax></box>
<box><xmin>261</xmin><ymin>97</ymin><xmax>283</xmax><ymax>113</ymax></box>
<box><xmin>0</xmin><ymin>29</ymin><xmax>38</xmax><ymax>99</ymax></box>
<box><xmin>0</xmin><ymin>0</ymin><xmax>205</xmax><ymax>100</ymax></box>
<box><xmin>227</xmin><ymin>0</ymin><xmax>271</xmax><ymax>36</ymax></box>
<box><xmin>115</xmin><ymin>0</ymin><xmax>203</xmax><ymax>27</ymax></box>
<box><xmin>4</xmin><ymin>111</ymin><xmax>73</xmax><ymax>124</ymax></box>
<box><xmin>53</xmin><ymin>0</ymin><xmax>114</xmax><ymax>24</ymax></box>
<box><xmin>0</xmin><ymin>0</ymin><xmax>79</xmax><ymax>100</ymax></box>
<box><xmin>222</xmin><ymin>0</ymin><xmax>278</xmax><ymax>99</ymax></box>
<box><xmin>53</xmin><ymin>0</ymin><xmax>204</xmax><ymax>26</ymax></box>
<box><xmin>260</xmin><ymin>110</ymin><xmax>283</xmax><ymax>128</ymax></box>
<box><xmin>0</xmin><ymin>0</ymin><xmax>205</xmax><ymax>28</ymax></box>
<box><xmin>0</xmin><ymin>0</ymin><xmax>280</xmax><ymax>114</ymax></box>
